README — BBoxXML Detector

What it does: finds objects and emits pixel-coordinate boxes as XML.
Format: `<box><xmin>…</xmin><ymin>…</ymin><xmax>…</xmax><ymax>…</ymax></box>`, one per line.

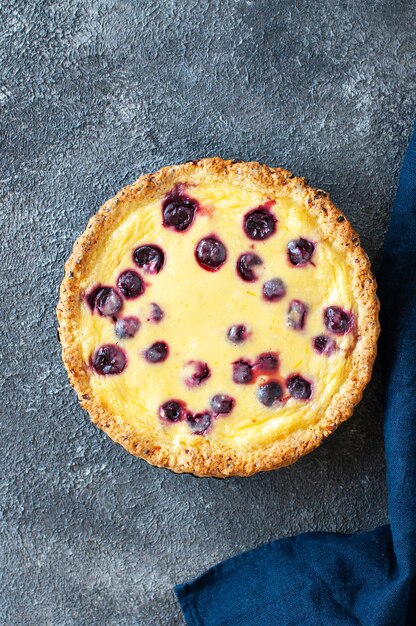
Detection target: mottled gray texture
<box><xmin>0</xmin><ymin>0</ymin><xmax>415</xmax><ymax>624</ymax></box>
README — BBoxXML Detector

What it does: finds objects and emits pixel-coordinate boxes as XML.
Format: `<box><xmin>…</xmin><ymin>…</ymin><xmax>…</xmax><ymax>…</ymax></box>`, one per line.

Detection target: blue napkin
<box><xmin>174</xmin><ymin>124</ymin><xmax>416</xmax><ymax>626</ymax></box>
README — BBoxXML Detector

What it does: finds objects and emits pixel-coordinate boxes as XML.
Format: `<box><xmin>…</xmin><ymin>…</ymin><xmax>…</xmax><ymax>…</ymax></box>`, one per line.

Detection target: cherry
<box><xmin>184</xmin><ymin>361</ymin><xmax>211</xmax><ymax>388</ymax></box>
<box><xmin>313</xmin><ymin>335</ymin><xmax>336</xmax><ymax>356</ymax></box>
<box><xmin>287</xmin><ymin>238</ymin><xmax>315</xmax><ymax>266</ymax></box>
<box><xmin>287</xmin><ymin>300</ymin><xmax>308</xmax><ymax>330</ymax></box>
<box><xmin>117</xmin><ymin>270</ymin><xmax>144</xmax><ymax>299</ymax></box>
<box><xmin>195</xmin><ymin>236</ymin><xmax>227</xmax><ymax>271</ymax></box>
<box><xmin>144</xmin><ymin>341</ymin><xmax>169</xmax><ymax>363</ymax></box>
<box><xmin>287</xmin><ymin>375</ymin><xmax>312</xmax><ymax>400</ymax></box>
<box><xmin>232</xmin><ymin>360</ymin><xmax>253</xmax><ymax>384</ymax></box>
<box><xmin>133</xmin><ymin>245</ymin><xmax>165</xmax><ymax>274</ymax></box>
<box><xmin>115</xmin><ymin>316</ymin><xmax>140</xmax><ymax>339</ymax></box>
<box><xmin>148</xmin><ymin>303</ymin><xmax>164</xmax><ymax>323</ymax></box>
<box><xmin>159</xmin><ymin>400</ymin><xmax>185</xmax><ymax>423</ymax></box>
<box><xmin>236</xmin><ymin>253</ymin><xmax>262</xmax><ymax>282</ymax></box>
<box><xmin>91</xmin><ymin>344</ymin><xmax>127</xmax><ymax>375</ymax></box>
<box><xmin>243</xmin><ymin>207</ymin><xmax>276</xmax><ymax>240</ymax></box>
<box><xmin>210</xmin><ymin>394</ymin><xmax>235</xmax><ymax>415</ymax></box>
<box><xmin>257</xmin><ymin>382</ymin><xmax>282</xmax><ymax>407</ymax></box>
<box><xmin>262</xmin><ymin>278</ymin><xmax>286</xmax><ymax>302</ymax></box>
<box><xmin>162</xmin><ymin>192</ymin><xmax>198</xmax><ymax>232</ymax></box>
<box><xmin>187</xmin><ymin>412</ymin><xmax>212</xmax><ymax>435</ymax></box>
<box><xmin>93</xmin><ymin>287</ymin><xmax>123</xmax><ymax>317</ymax></box>
<box><xmin>227</xmin><ymin>324</ymin><xmax>249</xmax><ymax>344</ymax></box>
<box><xmin>255</xmin><ymin>352</ymin><xmax>279</xmax><ymax>372</ymax></box>
<box><xmin>324</xmin><ymin>306</ymin><xmax>353</xmax><ymax>335</ymax></box>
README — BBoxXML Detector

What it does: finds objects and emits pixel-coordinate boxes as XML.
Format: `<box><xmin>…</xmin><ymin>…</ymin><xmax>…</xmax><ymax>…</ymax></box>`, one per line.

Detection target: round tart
<box><xmin>57</xmin><ymin>158</ymin><xmax>379</xmax><ymax>477</ymax></box>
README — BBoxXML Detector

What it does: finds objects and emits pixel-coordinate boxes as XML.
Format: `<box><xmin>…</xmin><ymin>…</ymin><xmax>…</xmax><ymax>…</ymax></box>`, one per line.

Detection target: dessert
<box><xmin>57</xmin><ymin>158</ymin><xmax>379</xmax><ymax>477</ymax></box>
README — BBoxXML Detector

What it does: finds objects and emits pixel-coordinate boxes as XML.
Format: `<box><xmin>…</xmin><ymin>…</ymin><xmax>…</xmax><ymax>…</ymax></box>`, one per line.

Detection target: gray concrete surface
<box><xmin>1</xmin><ymin>1</ymin><xmax>415</xmax><ymax>624</ymax></box>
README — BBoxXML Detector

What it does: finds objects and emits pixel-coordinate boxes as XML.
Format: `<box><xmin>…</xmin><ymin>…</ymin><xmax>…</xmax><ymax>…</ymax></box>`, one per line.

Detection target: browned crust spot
<box><xmin>57</xmin><ymin>158</ymin><xmax>380</xmax><ymax>477</ymax></box>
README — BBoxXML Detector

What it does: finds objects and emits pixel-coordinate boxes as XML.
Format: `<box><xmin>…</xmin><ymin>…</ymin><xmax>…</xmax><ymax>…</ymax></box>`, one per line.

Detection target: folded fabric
<box><xmin>175</xmin><ymin>123</ymin><xmax>416</xmax><ymax>626</ymax></box>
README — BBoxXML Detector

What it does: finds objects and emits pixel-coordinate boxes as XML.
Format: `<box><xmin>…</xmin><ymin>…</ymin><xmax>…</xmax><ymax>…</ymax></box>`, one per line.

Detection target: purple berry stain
<box><xmin>324</xmin><ymin>306</ymin><xmax>354</xmax><ymax>335</ymax></box>
<box><xmin>287</xmin><ymin>375</ymin><xmax>312</xmax><ymax>400</ymax></box>
<box><xmin>287</xmin><ymin>238</ymin><xmax>315</xmax><ymax>266</ymax></box>
<box><xmin>148</xmin><ymin>303</ymin><xmax>164</xmax><ymax>323</ymax></box>
<box><xmin>162</xmin><ymin>189</ymin><xmax>198</xmax><ymax>232</ymax></box>
<box><xmin>184</xmin><ymin>361</ymin><xmax>211</xmax><ymax>388</ymax></box>
<box><xmin>115</xmin><ymin>316</ymin><xmax>140</xmax><ymax>339</ymax></box>
<box><xmin>91</xmin><ymin>344</ymin><xmax>127</xmax><ymax>375</ymax></box>
<box><xmin>313</xmin><ymin>335</ymin><xmax>337</xmax><ymax>356</ymax></box>
<box><xmin>133</xmin><ymin>245</ymin><xmax>165</xmax><ymax>274</ymax></box>
<box><xmin>262</xmin><ymin>278</ymin><xmax>286</xmax><ymax>302</ymax></box>
<box><xmin>287</xmin><ymin>300</ymin><xmax>308</xmax><ymax>330</ymax></box>
<box><xmin>195</xmin><ymin>236</ymin><xmax>227</xmax><ymax>271</ymax></box>
<box><xmin>117</xmin><ymin>270</ymin><xmax>144</xmax><ymax>299</ymax></box>
<box><xmin>243</xmin><ymin>203</ymin><xmax>276</xmax><ymax>240</ymax></box>
<box><xmin>237</xmin><ymin>252</ymin><xmax>263</xmax><ymax>282</ymax></box>
<box><xmin>86</xmin><ymin>286</ymin><xmax>123</xmax><ymax>317</ymax></box>
<box><xmin>144</xmin><ymin>341</ymin><xmax>169</xmax><ymax>363</ymax></box>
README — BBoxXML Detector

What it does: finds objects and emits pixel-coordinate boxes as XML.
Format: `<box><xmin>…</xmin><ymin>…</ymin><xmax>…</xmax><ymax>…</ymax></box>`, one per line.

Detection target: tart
<box><xmin>57</xmin><ymin>158</ymin><xmax>379</xmax><ymax>477</ymax></box>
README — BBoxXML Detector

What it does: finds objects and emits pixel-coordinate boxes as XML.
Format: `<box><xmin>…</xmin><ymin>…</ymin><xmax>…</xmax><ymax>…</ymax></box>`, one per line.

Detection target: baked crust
<box><xmin>57</xmin><ymin>158</ymin><xmax>380</xmax><ymax>477</ymax></box>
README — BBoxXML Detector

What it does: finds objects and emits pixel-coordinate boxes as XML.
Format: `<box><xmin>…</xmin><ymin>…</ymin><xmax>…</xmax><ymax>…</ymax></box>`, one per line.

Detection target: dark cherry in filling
<box><xmin>187</xmin><ymin>412</ymin><xmax>212</xmax><ymax>435</ymax></box>
<box><xmin>237</xmin><ymin>252</ymin><xmax>263</xmax><ymax>282</ymax></box>
<box><xmin>117</xmin><ymin>270</ymin><xmax>144</xmax><ymax>299</ymax></box>
<box><xmin>148</xmin><ymin>303</ymin><xmax>164</xmax><ymax>323</ymax></box>
<box><xmin>243</xmin><ymin>206</ymin><xmax>276</xmax><ymax>240</ymax></box>
<box><xmin>254</xmin><ymin>352</ymin><xmax>279</xmax><ymax>372</ymax></box>
<box><xmin>227</xmin><ymin>324</ymin><xmax>249</xmax><ymax>344</ymax></box>
<box><xmin>185</xmin><ymin>361</ymin><xmax>211</xmax><ymax>388</ymax></box>
<box><xmin>162</xmin><ymin>192</ymin><xmax>198</xmax><ymax>232</ymax></box>
<box><xmin>210</xmin><ymin>394</ymin><xmax>235</xmax><ymax>415</ymax></box>
<box><xmin>195</xmin><ymin>236</ymin><xmax>227</xmax><ymax>271</ymax></box>
<box><xmin>232</xmin><ymin>360</ymin><xmax>253</xmax><ymax>384</ymax></box>
<box><xmin>115</xmin><ymin>316</ymin><xmax>140</xmax><ymax>339</ymax></box>
<box><xmin>159</xmin><ymin>400</ymin><xmax>186</xmax><ymax>423</ymax></box>
<box><xmin>92</xmin><ymin>287</ymin><xmax>123</xmax><ymax>317</ymax></box>
<box><xmin>287</xmin><ymin>300</ymin><xmax>308</xmax><ymax>330</ymax></box>
<box><xmin>262</xmin><ymin>278</ymin><xmax>286</xmax><ymax>302</ymax></box>
<box><xmin>287</xmin><ymin>238</ymin><xmax>315</xmax><ymax>266</ymax></box>
<box><xmin>287</xmin><ymin>375</ymin><xmax>312</xmax><ymax>400</ymax></box>
<box><xmin>324</xmin><ymin>306</ymin><xmax>353</xmax><ymax>335</ymax></box>
<box><xmin>133</xmin><ymin>245</ymin><xmax>165</xmax><ymax>274</ymax></box>
<box><xmin>313</xmin><ymin>335</ymin><xmax>336</xmax><ymax>356</ymax></box>
<box><xmin>92</xmin><ymin>344</ymin><xmax>127</xmax><ymax>375</ymax></box>
<box><xmin>144</xmin><ymin>341</ymin><xmax>169</xmax><ymax>363</ymax></box>
<box><xmin>257</xmin><ymin>382</ymin><xmax>283</xmax><ymax>407</ymax></box>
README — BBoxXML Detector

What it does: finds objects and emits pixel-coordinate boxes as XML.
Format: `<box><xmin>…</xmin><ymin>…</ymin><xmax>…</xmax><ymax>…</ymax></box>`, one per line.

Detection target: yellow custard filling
<box><xmin>78</xmin><ymin>181</ymin><xmax>356</xmax><ymax>451</ymax></box>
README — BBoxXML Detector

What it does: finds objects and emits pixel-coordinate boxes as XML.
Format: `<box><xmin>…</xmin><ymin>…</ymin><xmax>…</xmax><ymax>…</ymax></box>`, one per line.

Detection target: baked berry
<box><xmin>144</xmin><ymin>341</ymin><xmax>169</xmax><ymax>363</ymax></box>
<box><xmin>313</xmin><ymin>335</ymin><xmax>336</xmax><ymax>355</ymax></box>
<box><xmin>148</xmin><ymin>303</ymin><xmax>164</xmax><ymax>323</ymax></box>
<box><xmin>237</xmin><ymin>253</ymin><xmax>262</xmax><ymax>282</ymax></box>
<box><xmin>187</xmin><ymin>412</ymin><xmax>212</xmax><ymax>435</ymax></box>
<box><xmin>184</xmin><ymin>361</ymin><xmax>211</xmax><ymax>388</ymax></box>
<box><xmin>287</xmin><ymin>300</ymin><xmax>308</xmax><ymax>330</ymax></box>
<box><xmin>287</xmin><ymin>375</ymin><xmax>312</xmax><ymax>400</ymax></box>
<box><xmin>227</xmin><ymin>324</ymin><xmax>249</xmax><ymax>344</ymax></box>
<box><xmin>255</xmin><ymin>352</ymin><xmax>279</xmax><ymax>372</ymax></box>
<box><xmin>195</xmin><ymin>236</ymin><xmax>227</xmax><ymax>271</ymax></box>
<box><xmin>133</xmin><ymin>245</ymin><xmax>165</xmax><ymax>274</ymax></box>
<box><xmin>257</xmin><ymin>382</ymin><xmax>282</xmax><ymax>407</ymax></box>
<box><xmin>210</xmin><ymin>394</ymin><xmax>235</xmax><ymax>415</ymax></box>
<box><xmin>117</xmin><ymin>270</ymin><xmax>144</xmax><ymax>298</ymax></box>
<box><xmin>232</xmin><ymin>360</ymin><xmax>253</xmax><ymax>384</ymax></box>
<box><xmin>324</xmin><ymin>306</ymin><xmax>353</xmax><ymax>335</ymax></box>
<box><xmin>287</xmin><ymin>238</ymin><xmax>315</xmax><ymax>266</ymax></box>
<box><xmin>115</xmin><ymin>316</ymin><xmax>140</xmax><ymax>339</ymax></box>
<box><xmin>91</xmin><ymin>344</ymin><xmax>127</xmax><ymax>375</ymax></box>
<box><xmin>94</xmin><ymin>287</ymin><xmax>123</xmax><ymax>317</ymax></box>
<box><xmin>162</xmin><ymin>192</ymin><xmax>198</xmax><ymax>231</ymax></box>
<box><xmin>262</xmin><ymin>278</ymin><xmax>286</xmax><ymax>302</ymax></box>
<box><xmin>243</xmin><ymin>207</ymin><xmax>276</xmax><ymax>240</ymax></box>
<box><xmin>159</xmin><ymin>400</ymin><xmax>185</xmax><ymax>423</ymax></box>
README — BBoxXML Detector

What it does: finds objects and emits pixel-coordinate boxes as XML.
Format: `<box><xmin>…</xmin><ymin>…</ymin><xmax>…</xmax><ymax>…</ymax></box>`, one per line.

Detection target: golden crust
<box><xmin>57</xmin><ymin>158</ymin><xmax>380</xmax><ymax>477</ymax></box>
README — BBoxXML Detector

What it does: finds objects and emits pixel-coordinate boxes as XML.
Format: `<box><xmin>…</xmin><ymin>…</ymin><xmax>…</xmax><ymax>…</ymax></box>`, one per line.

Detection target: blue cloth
<box><xmin>174</xmin><ymin>124</ymin><xmax>416</xmax><ymax>626</ymax></box>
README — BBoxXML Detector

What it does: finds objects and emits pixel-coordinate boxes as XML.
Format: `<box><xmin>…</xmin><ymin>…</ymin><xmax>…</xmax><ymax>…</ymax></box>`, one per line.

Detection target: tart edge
<box><xmin>56</xmin><ymin>157</ymin><xmax>380</xmax><ymax>477</ymax></box>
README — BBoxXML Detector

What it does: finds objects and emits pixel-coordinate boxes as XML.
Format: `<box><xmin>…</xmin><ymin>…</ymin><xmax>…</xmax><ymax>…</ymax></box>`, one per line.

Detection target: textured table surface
<box><xmin>1</xmin><ymin>1</ymin><xmax>415</xmax><ymax>625</ymax></box>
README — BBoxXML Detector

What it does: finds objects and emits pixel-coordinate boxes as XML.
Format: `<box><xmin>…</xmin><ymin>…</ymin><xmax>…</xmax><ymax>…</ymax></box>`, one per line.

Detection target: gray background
<box><xmin>1</xmin><ymin>0</ymin><xmax>415</xmax><ymax>624</ymax></box>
